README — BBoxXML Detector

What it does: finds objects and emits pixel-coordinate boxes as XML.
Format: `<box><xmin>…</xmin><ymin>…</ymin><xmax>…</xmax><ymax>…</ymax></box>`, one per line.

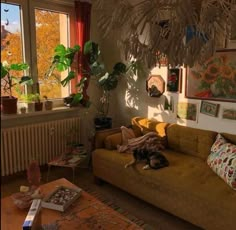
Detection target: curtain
<box><xmin>73</xmin><ymin>0</ymin><xmax>91</xmax><ymax>105</ymax></box>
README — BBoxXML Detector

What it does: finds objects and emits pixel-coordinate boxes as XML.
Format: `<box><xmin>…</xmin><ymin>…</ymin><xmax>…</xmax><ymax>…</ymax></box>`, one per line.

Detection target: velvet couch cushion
<box><xmin>104</xmin><ymin>133</ymin><xmax>122</xmax><ymax>150</ymax></box>
<box><xmin>131</xmin><ymin>117</ymin><xmax>168</xmax><ymax>147</ymax></box>
<box><xmin>166</xmin><ymin>124</ymin><xmax>217</xmax><ymax>160</ymax></box>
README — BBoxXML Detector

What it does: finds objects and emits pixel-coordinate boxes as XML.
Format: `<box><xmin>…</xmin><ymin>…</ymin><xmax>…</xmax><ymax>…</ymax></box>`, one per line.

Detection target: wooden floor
<box><xmin>1</xmin><ymin>166</ymin><xmax>201</xmax><ymax>230</ymax></box>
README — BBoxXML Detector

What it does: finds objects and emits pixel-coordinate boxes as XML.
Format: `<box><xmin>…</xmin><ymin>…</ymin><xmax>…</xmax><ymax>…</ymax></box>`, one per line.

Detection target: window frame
<box><xmin>1</xmin><ymin>0</ymin><xmax>76</xmax><ymax>102</ymax></box>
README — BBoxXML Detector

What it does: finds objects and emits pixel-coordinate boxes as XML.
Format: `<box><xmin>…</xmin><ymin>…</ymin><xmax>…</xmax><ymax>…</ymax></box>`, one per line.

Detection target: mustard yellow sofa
<box><xmin>92</xmin><ymin>117</ymin><xmax>236</xmax><ymax>230</ymax></box>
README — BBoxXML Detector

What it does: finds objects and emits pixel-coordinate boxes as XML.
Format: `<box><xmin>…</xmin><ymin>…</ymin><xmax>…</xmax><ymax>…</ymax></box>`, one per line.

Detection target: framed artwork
<box><xmin>185</xmin><ymin>49</ymin><xmax>236</xmax><ymax>102</ymax></box>
<box><xmin>200</xmin><ymin>101</ymin><xmax>219</xmax><ymax>117</ymax></box>
<box><xmin>222</xmin><ymin>108</ymin><xmax>236</xmax><ymax>121</ymax></box>
<box><xmin>177</xmin><ymin>102</ymin><xmax>198</xmax><ymax>122</ymax></box>
<box><xmin>167</xmin><ymin>68</ymin><xmax>182</xmax><ymax>93</ymax></box>
<box><xmin>146</xmin><ymin>75</ymin><xmax>165</xmax><ymax>97</ymax></box>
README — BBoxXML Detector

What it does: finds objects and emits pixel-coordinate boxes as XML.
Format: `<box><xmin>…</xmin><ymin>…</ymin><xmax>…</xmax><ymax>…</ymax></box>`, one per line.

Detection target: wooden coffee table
<box><xmin>1</xmin><ymin>178</ymin><xmax>142</xmax><ymax>230</ymax></box>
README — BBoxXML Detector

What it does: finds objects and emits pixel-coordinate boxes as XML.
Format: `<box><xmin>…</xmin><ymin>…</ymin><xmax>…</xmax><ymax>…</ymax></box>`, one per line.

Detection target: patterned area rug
<box><xmin>81</xmin><ymin>187</ymin><xmax>154</xmax><ymax>230</ymax></box>
<box><xmin>42</xmin><ymin>187</ymin><xmax>154</xmax><ymax>230</ymax></box>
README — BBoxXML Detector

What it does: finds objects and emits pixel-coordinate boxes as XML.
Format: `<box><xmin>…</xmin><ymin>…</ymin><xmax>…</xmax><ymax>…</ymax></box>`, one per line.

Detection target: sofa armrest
<box><xmin>94</xmin><ymin>128</ymin><xmax>121</xmax><ymax>149</ymax></box>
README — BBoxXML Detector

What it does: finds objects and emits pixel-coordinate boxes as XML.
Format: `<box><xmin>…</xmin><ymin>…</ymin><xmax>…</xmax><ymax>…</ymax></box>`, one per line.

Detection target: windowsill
<box><xmin>1</xmin><ymin>106</ymin><xmax>81</xmax><ymax>129</ymax></box>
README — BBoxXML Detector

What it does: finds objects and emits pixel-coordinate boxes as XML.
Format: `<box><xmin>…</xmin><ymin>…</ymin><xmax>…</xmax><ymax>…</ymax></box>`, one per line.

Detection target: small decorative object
<box><xmin>42</xmin><ymin>186</ymin><xmax>82</xmax><ymax>212</ymax></box>
<box><xmin>12</xmin><ymin>160</ymin><xmax>42</xmax><ymax>209</ymax></box>
<box><xmin>167</xmin><ymin>68</ymin><xmax>182</xmax><ymax>93</ymax></box>
<box><xmin>20</xmin><ymin>106</ymin><xmax>27</xmax><ymax>114</ymax></box>
<box><xmin>146</xmin><ymin>75</ymin><xmax>165</xmax><ymax>97</ymax></box>
<box><xmin>200</xmin><ymin>101</ymin><xmax>219</xmax><ymax>117</ymax></box>
<box><xmin>177</xmin><ymin>102</ymin><xmax>198</xmax><ymax>122</ymax></box>
<box><xmin>27</xmin><ymin>160</ymin><xmax>41</xmax><ymax>189</ymax></box>
<box><xmin>222</xmin><ymin>108</ymin><xmax>236</xmax><ymax>121</ymax></box>
<box><xmin>22</xmin><ymin>199</ymin><xmax>42</xmax><ymax>230</ymax></box>
<box><xmin>186</xmin><ymin>49</ymin><xmax>236</xmax><ymax>102</ymax></box>
<box><xmin>44</xmin><ymin>96</ymin><xmax>53</xmax><ymax>110</ymax></box>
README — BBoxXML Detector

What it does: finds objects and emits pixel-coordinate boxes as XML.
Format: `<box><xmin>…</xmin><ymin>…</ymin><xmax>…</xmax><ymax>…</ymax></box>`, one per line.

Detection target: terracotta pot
<box><xmin>35</xmin><ymin>102</ymin><xmax>43</xmax><ymax>111</ymax></box>
<box><xmin>1</xmin><ymin>96</ymin><xmax>18</xmax><ymax>114</ymax></box>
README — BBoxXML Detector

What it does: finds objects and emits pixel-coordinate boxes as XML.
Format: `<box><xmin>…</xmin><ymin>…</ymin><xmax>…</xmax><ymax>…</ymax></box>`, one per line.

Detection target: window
<box><xmin>1</xmin><ymin>0</ymin><xmax>75</xmax><ymax>100</ymax></box>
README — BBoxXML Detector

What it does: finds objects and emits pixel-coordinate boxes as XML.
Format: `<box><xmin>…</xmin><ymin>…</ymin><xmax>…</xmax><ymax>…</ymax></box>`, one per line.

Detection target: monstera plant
<box><xmin>82</xmin><ymin>40</ymin><xmax>136</xmax><ymax>130</ymax></box>
<box><xmin>83</xmin><ymin>41</ymin><xmax>136</xmax><ymax>116</ymax></box>
<box><xmin>44</xmin><ymin>44</ymin><xmax>85</xmax><ymax>106</ymax></box>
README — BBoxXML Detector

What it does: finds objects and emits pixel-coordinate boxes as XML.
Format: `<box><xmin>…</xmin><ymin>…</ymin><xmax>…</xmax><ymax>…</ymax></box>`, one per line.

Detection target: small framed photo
<box><xmin>177</xmin><ymin>102</ymin><xmax>198</xmax><ymax>122</ymax></box>
<box><xmin>200</xmin><ymin>101</ymin><xmax>219</xmax><ymax>117</ymax></box>
<box><xmin>222</xmin><ymin>108</ymin><xmax>236</xmax><ymax>121</ymax></box>
<box><xmin>167</xmin><ymin>68</ymin><xmax>182</xmax><ymax>93</ymax></box>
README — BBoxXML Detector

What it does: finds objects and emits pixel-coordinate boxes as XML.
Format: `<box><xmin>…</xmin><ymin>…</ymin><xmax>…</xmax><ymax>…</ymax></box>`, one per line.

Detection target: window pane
<box><xmin>1</xmin><ymin>3</ymin><xmax>24</xmax><ymax>97</ymax></box>
<box><xmin>35</xmin><ymin>8</ymin><xmax>69</xmax><ymax>99</ymax></box>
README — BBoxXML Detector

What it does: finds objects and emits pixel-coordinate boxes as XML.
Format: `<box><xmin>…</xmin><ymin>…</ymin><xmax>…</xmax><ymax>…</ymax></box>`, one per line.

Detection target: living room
<box><xmin>1</xmin><ymin>0</ymin><xmax>236</xmax><ymax>230</ymax></box>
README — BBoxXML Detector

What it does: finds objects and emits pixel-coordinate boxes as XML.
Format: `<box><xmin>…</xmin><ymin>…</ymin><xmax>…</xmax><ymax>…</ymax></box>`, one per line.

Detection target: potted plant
<box><xmin>33</xmin><ymin>93</ymin><xmax>43</xmax><ymax>111</ymax></box>
<box><xmin>1</xmin><ymin>61</ymin><xmax>32</xmax><ymax>114</ymax></box>
<box><xmin>43</xmin><ymin>96</ymin><xmax>53</xmax><ymax>110</ymax></box>
<box><xmin>19</xmin><ymin>93</ymin><xmax>36</xmax><ymax>113</ymax></box>
<box><xmin>83</xmin><ymin>41</ymin><xmax>136</xmax><ymax>130</ymax></box>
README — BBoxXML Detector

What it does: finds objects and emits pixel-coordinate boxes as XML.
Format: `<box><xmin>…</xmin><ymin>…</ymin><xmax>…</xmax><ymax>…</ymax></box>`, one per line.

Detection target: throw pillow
<box><xmin>207</xmin><ymin>134</ymin><xmax>236</xmax><ymax>190</ymax></box>
<box><xmin>210</xmin><ymin>133</ymin><xmax>227</xmax><ymax>154</ymax></box>
<box><xmin>104</xmin><ymin>133</ymin><xmax>122</xmax><ymax>150</ymax></box>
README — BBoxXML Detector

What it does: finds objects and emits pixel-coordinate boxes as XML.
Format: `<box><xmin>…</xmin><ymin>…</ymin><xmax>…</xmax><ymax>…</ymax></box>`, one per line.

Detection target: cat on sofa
<box><xmin>125</xmin><ymin>148</ymin><xmax>169</xmax><ymax>170</ymax></box>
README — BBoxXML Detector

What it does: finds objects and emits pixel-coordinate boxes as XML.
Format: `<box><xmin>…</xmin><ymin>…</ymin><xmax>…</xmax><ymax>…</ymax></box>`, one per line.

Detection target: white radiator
<box><xmin>1</xmin><ymin>117</ymin><xmax>80</xmax><ymax>176</ymax></box>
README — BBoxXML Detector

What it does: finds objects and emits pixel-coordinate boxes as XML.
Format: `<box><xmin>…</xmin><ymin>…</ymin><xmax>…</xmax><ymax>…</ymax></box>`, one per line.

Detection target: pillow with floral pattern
<box><xmin>207</xmin><ymin>134</ymin><xmax>236</xmax><ymax>190</ymax></box>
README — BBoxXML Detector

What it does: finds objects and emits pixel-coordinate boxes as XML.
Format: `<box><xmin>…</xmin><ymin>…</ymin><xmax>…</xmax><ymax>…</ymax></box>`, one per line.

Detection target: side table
<box><xmin>47</xmin><ymin>150</ymin><xmax>87</xmax><ymax>183</ymax></box>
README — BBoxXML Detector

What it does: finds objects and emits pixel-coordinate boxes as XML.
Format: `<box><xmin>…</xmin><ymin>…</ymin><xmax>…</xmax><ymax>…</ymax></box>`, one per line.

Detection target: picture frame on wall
<box><xmin>167</xmin><ymin>68</ymin><xmax>182</xmax><ymax>93</ymax></box>
<box><xmin>177</xmin><ymin>102</ymin><xmax>198</xmax><ymax>122</ymax></box>
<box><xmin>185</xmin><ymin>49</ymin><xmax>236</xmax><ymax>102</ymax></box>
<box><xmin>200</xmin><ymin>101</ymin><xmax>219</xmax><ymax>117</ymax></box>
<box><xmin>146</xmin><ymin>75</ymin><xmax>165</xmax><ymax>97</ymax></box>
<box><xmin>222</xmin><ymin>108</ymin><xmax>236</xmax><ymax>121</ymax></box>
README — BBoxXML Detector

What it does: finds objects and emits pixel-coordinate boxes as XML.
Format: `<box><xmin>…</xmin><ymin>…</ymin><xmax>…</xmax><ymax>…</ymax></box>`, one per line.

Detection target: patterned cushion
<box><xmin>207</xmin><ymin>134</ymin><xmax>236</xmax><ymax>190</ymax></box>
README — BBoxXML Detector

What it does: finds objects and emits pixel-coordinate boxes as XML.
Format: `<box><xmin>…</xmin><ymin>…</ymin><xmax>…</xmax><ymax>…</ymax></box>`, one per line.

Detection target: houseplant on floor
<box><xmin>83</xmin><ymin>40</ymin><xmax>137</xmax><ymax>130</ymax></box>
<box><xmin>1</xmin><ymin>61</ymin><xmax>32</xmax><ymax>114</ymax></box>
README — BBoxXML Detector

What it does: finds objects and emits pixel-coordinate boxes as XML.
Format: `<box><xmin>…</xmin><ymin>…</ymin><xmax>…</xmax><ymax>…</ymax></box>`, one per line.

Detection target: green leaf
<box><xmin>10</xmin><ymin>63</ymin><xmax>29</xmax><ymax>71</ymax></box>
<box><xmin>113</xmin><ymin>62</ymin><xmax>127</xmax><ymax>74</ymax></box>
<box><xmin>56</xmin><ymin>62</ymin><xmax>68</xmax><ymax>72</ymax></box>
<box><xmin>1</xmin><ymin>63</ymin><xmax>8</xmax><ymax>78</ymax></box>
<box><xmin>84</xmin><ymin>41</ymin><xmax>93</xmax><ymax>55</ymax></box>
<box><xmin>55</xmin><ymin>44</ymin><xmax>66</xmax><ymax>56</ymax></box>
<box><xmin>19</xmin><ymin>76</ymin><xmax>33</xmax><ymax>85</ymax></box>
<box><xmin>61</xmin><ymin>71</ymin><xmax>76</xmax><ymax>87</ymax></box>
<box><xmin>71</xmin><ymin>93</ymin><xmax>83</xmax><ymax>105</ymax></box>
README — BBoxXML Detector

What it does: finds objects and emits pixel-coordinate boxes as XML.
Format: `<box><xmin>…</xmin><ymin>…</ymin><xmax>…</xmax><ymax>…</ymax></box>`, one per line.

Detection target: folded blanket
<box><xmin>117</xmin><ymin>132</ymin><xmax>165</xmax><ymax>153</ymax></box>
